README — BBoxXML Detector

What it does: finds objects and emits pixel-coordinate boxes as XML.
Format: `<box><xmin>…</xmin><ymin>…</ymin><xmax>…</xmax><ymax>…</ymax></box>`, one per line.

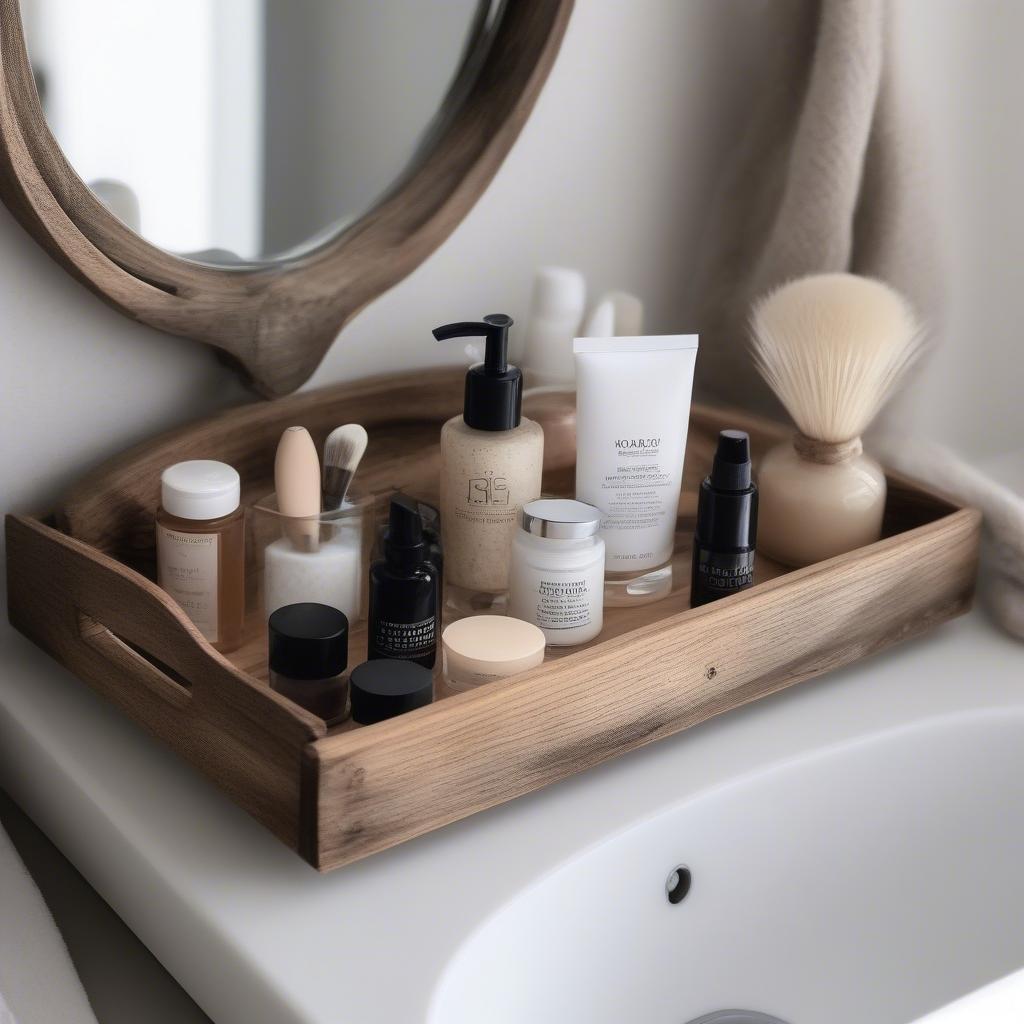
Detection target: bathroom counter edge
<box><xmin>0</xmin><ymin>609</ymin><xmax>1019</xmax><ymax>1024</ymax></box>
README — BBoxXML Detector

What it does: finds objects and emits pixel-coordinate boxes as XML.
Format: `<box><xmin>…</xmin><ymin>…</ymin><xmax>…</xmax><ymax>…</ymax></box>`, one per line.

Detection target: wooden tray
<box><xmin>5</xmin><ymin>369</ymin><xmax>981</xmax><ymax>871</ymax></box>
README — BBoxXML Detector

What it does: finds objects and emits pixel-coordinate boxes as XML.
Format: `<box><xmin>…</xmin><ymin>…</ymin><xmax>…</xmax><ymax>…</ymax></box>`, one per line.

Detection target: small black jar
<box><xmin>350</xmin><ymin>659</ymin><xmax>433</xmax><ymax>726</ymax></box>
<box><xmin>268</xmin><ymin>602</ymin><xmax>349</xmax><ymax>724</ymax></box>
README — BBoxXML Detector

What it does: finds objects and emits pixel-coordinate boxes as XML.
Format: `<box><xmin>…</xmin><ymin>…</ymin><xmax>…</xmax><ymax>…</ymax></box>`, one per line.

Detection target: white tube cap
<box><xmin>161</xmin><ymin>460</ymin><xmax>240</xmax><ymax>520</ymax></box>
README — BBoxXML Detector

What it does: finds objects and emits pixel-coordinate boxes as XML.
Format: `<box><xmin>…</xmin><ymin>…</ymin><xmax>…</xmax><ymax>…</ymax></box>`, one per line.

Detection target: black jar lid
<box><xmin>350</xmin><ymin>660</ymin><xmax>433</xmax><ymax>725</ymax></box>
<box><xmin>268</xmin><ymin>603</ymin><xmax>349</xmax><ymax>681</ymax></box>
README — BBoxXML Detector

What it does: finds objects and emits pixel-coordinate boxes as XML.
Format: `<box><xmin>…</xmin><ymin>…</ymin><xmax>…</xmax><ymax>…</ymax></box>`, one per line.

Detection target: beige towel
<box><xmin>875</xmin><ymin>438</ymin><xmax>1024</xmax><ymax>640</ymax></box>
<box><xmin>695</xmin><ymin>0</ymin><xmax>937</xmax><ymax>414</ymax></box>
<box><xmin>693</xmin><ymin>0</ymin><xmax>1023</xmax><ymax>639</ymax></box>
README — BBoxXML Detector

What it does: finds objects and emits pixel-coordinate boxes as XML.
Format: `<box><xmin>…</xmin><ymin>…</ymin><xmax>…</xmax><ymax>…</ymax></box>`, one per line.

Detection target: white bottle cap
<box><xmin>533</xmin><ymin>266</ymin><xmax>585</xmax><ymax>317</ymax></box>
<box><xmin>521</xmin><ymin>498</ymin><xmax>602</xmax><ymax>539</ymax></box>
<box><xmin>161</xmin><ymin>460</ymin><xmax>240</xmax><ymax>520</ymax></box>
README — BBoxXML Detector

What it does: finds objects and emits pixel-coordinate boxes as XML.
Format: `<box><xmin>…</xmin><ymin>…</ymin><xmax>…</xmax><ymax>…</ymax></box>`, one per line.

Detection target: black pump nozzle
<box><xmin>388</xmin><ymin>494</ymin><xmax>423</xmax><ymax>545</ymax></box>
<box><xmin>433</xmin><ymin>314</ymin><xmax>521</xmax><ymax>431</ymax></box>
<box><xmin>433</xmin><ymin>314</ymin><xmax>512</xmax><ymax>372</ymax></box>
<box><xmin>385</xmin><ymin>494</ymin><xmax>426</xmax><ymax>568</ymax></box>
<box><xmin>710</xmin><ymin>430</ymin><xmax>752</xmax><ymax>491</ymax></box>
<box><xmin>691</xmin><ymin>430</ymin><xmax>758</xmax><ymax>607</ymax></box>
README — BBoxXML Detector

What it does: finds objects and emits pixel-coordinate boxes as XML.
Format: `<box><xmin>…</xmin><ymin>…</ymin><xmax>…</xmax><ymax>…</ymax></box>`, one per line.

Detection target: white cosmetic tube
<box><xmin>573</xmin><ymin>335</ymin><xmax>698</xmax><ymax>605</ymax></box>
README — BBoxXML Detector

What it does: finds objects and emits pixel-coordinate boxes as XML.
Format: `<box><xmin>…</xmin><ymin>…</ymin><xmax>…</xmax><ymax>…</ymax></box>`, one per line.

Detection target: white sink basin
<box><xmin>3</xmin><ymin>612</ymin><xmax>1023</xmax><ymax>1024</ymax></box>
<box><xmin>431</xmin><ymin>710</ymin><xmax>1024</xmax><ymax>1024</ymax></box>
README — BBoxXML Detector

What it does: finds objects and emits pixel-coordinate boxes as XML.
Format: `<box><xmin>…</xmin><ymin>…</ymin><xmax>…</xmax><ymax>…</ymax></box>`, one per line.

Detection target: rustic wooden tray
<box><xmin>5</xmin><ymin>369</ymin><xmax>981</xmax><ymax>871</ymax></box>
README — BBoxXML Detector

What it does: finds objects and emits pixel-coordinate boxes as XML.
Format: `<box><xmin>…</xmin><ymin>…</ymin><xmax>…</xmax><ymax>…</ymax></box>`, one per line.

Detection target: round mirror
<box><xmin>0</xmin><ymin>0</ymin><xmax>571</xmax><ymax>394</ymax></box>
<box><xmin>20</xmin><ymin>0</ymin><xmax>498</xmax><ymax>266</ymax></box>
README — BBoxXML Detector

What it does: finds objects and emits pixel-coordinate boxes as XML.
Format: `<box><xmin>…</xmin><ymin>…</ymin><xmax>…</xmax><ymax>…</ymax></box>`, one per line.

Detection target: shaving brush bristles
<box><xmin>750</xmin><ymin>273</ymin><xmax>922</xmax><ymax>444</ymax></box>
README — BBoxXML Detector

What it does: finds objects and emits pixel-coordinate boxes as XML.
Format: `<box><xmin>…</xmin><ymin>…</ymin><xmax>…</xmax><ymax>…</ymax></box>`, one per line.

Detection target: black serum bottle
<box><xmin>690</xmin><ymin>430</ymin><xmax>758</xmax><ymax>607</ymax></box>
<box><xmin>368</xmin><ymin>494</ymin><xmax>439</xmax><ymax>668</ymax></box>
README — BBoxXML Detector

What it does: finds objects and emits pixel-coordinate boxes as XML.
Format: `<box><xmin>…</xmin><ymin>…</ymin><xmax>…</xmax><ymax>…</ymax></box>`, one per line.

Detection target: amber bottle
<box><xmin>156</xmin><ymin>460</ymin><xmax>245</xmax><ymax>652</ymax></box>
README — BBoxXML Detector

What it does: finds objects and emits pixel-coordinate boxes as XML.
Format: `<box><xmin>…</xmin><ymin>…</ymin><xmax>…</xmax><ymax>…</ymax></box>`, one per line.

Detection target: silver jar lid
<box><xmin>521</xmin><ymin>498</ymin><xmax>602</xmax><ymax>540</ymax></box>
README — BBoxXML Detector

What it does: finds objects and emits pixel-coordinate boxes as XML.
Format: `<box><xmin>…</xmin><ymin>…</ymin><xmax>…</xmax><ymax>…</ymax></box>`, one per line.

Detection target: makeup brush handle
<box><xmin>322</xmin><ymin>468</ymin><xmax>354</xmax><ymax>511</ymax></box>
<box><xmin>275</xmin><ymin>426</ymin><xmax>322</xmax><ymax>549</ymax></box>
<box><xmin>282</xmin><ymin>517</ymin><xmax>319</xmax><ymax>552</ymax></box>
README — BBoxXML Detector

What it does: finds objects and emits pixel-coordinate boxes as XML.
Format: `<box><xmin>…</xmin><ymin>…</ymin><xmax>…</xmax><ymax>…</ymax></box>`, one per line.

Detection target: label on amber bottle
<box><xmin>157</xmin><ymin>526</ymin><xmax>219</xmax><ymax>642</ymax></box>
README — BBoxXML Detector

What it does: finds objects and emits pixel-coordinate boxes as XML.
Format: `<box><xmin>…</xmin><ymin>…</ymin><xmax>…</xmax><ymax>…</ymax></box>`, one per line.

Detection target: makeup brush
<box><xmin>274</xmin><ymin>425</ymin><xmax>322</xmax><ymax>551</ymax></box>
<box><xmin>749</xmin><ymin>272</ymin><xmax>922</xmax><ymax>567</ymax></box>
<box><xmin>322</xmin><ymin>424</ymin><xmax>368</xmax><ymax>511</ymax></box>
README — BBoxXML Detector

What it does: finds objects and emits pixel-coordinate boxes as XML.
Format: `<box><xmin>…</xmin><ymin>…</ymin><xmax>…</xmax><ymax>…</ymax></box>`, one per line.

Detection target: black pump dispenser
<box><xmin>690</xmin><ymin>430</ymin><xmax>758</xmax><ymax>608</ymax></box>
<box><xmin>384</xmin><ymin>494</ymin><xmax>427</xmax><ymax>570</ymax></box>
<box><xmin>368</xmin><ymin>493</ymin><xmax>439</xmax><ymax>669</ymax></box>
<box><xmin>709</xmin><ymin>429</ymin><xmax>752</xmax><ymax>492</ymax></box>
<box><xmin>433</xmin><ymin>314</ymin><xmax>521</xmax><ymax>431</ymax></box>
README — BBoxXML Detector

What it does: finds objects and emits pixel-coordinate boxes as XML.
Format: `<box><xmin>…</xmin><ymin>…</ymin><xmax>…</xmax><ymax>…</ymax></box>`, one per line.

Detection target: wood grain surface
<box><xmin>307</xmin><ymin>501</ymin><xmax>979</xmax><ymax>868</ymax></box>
<box><xmin>0</xmin><ymin>1</ymin><xmax>574</xmax><ymax>395</ymax></box>
<box><xmin>5</xmin><ymin>515</ymin><xmax>325</xmax><ymax>850</ymax></box>
<box><xmin>5</xmin><ymin>369</ymin><xmax>980</xmax><ymax>870</ymax></box>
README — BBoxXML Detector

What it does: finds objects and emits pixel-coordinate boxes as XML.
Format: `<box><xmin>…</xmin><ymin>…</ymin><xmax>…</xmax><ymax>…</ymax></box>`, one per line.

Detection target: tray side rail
<box><xmin>306</xmin><ymin>505</ymin><xmax>981</xmax><ymax>870</ymax></box>
<box><xmin>6</xmin><ymin>513</ymin><xmax>324</xmax><ymax>851</ymax></box>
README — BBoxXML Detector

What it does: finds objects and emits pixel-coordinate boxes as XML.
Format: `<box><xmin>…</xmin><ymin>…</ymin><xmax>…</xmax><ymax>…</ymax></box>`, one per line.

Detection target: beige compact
<box><xmin>441</xmin><ymin>615</ymin><xmax>546</xmax><ymax>693</ymax></box>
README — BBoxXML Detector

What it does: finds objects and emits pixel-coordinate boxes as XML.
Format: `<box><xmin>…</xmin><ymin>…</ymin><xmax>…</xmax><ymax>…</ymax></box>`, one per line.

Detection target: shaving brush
<box><xmin>750</xmin><ymin>273</ymin><xmax>922</xmax><ymax>567</ymax></box>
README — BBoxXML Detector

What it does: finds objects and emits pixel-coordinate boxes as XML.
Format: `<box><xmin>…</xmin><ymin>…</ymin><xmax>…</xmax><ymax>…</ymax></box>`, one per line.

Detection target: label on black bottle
<box><xmin>370</xmin><ymin>615</ymin><xmax>437</xmax><ymax>663</ymax></box>
<box><xmin>692</xmin><ymin>547</ymin><xmax>755</xmax><ymax>606</ymax></box>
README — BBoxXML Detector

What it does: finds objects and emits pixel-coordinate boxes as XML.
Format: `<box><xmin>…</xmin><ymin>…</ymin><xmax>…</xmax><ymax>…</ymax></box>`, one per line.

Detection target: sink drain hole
<box><xmin>685</xmin><ymin>1014</ymin><xmax>789</xmax><ymax>1024</ymax></box>
<box><xmin>666</xmin><ymin>865</ymin><xmax>692</xmax><ymax>904</ymax></box>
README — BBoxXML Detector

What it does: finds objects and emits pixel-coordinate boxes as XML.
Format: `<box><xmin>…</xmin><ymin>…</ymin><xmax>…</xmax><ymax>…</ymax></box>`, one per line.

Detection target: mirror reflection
<box><xmin>22</xmin><ymin>0</ymin><xmax>495</xmax><ymax>265</ymax></box>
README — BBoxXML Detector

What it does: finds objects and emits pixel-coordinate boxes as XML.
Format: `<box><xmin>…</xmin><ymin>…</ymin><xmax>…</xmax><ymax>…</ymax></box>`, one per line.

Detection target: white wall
<box><xmin>895</xmin><ymin>0</ymin><xmax>1024</xmax><ymax>460</ymax></box>
<box><xmin>306</xmin><ymin>0</ymin><xmax>777</xmax><ymax>380</ymax></box>
<box><xmin>310</xmin><ymin>0</ymin><xmax>1024</xmax><ymax>463</ymax></box>
<box><xmin>1</xmin><ymin>0</ymin><xmax>1021</xmax><ymax>634</ymax></box>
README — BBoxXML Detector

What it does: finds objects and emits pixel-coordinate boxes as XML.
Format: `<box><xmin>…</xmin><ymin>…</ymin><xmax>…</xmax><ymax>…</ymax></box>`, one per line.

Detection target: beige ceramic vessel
<box><xmin>758</xmin><ymin>436</ymin><xmax>886</xmax><ymax>567</ymax></box>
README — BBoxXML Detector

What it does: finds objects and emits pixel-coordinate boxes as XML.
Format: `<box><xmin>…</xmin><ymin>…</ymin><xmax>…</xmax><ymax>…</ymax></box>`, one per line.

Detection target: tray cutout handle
<box><xmin>77</xmin><ymin>611</ymin><xmax>192</xmax><ymax>709</ymax></box>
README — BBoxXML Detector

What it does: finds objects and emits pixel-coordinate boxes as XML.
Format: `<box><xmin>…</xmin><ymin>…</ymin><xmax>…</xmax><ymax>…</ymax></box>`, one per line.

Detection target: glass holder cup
<box><xmin>248</xmin><ymin>492</ymin><xmax>375</xmax><ymax>629</ymax></box>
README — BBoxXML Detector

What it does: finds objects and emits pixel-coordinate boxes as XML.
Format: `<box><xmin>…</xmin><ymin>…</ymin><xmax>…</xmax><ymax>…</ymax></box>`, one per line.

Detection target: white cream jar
<box><xmin>508</xmin><ymin>498</ymin><xmax>605</xmax><ymax>646</ymax></box>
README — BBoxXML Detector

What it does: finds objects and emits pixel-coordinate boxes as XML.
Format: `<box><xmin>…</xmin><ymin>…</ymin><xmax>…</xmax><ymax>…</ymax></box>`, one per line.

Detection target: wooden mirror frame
<box><xmin>0</xmin><ymin>0</ymin><xmax>573</xmax><ymax>396</ymax></box>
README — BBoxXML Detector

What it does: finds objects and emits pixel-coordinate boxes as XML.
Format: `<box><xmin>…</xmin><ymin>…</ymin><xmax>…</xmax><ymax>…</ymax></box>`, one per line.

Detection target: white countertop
<box><xmin>1</xmin><ymin>607</ymin><xmax>1022</xmax><ymax>1024</ymax></box>
<box><xmin>913</xmin><ymin>966</ymin><xmax>1024</xmax><ymax>1023</ymax></box>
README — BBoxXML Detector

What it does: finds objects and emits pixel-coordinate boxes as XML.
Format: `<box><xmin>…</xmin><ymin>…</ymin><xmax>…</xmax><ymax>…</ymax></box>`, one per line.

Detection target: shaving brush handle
<box><xmin>757</xmin><ymin>438</ymin><xmax>886</xmax><ymax>568</ymax></box>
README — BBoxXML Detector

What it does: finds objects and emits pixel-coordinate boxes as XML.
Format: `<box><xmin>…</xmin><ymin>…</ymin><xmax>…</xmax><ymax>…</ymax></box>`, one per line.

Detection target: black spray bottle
<box><xmin>368</xmin><ymin>494</ymin><xmax>439</xmax><ymax>669</ymax></box>
<box><xmin>690</xmin><ymin>430</ymin><xmax>758</xmax><ymax>607</ymax></box>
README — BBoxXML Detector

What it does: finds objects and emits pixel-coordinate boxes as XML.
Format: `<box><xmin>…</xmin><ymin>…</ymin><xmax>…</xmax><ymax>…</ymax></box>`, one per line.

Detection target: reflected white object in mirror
<box><xmin>21</xmin><ymin>0</ymin><xmax>493</xmax><ymax>264</ymax></box>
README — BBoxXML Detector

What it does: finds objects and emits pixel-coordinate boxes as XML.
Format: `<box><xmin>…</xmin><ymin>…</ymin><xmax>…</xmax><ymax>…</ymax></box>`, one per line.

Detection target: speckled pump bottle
<box><xmin>434</xmin><ymin>315</ymin><xmax>544</xmax><ymax>601</ymax></box>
